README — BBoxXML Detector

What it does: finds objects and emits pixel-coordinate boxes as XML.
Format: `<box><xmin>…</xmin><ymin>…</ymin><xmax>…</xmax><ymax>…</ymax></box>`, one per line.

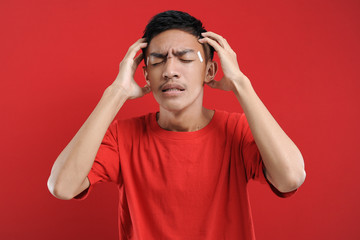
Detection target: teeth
<box><xmin>164</xmin><ymin>88</ymin><xmax>181</xmax><ymax>92</ymax></box>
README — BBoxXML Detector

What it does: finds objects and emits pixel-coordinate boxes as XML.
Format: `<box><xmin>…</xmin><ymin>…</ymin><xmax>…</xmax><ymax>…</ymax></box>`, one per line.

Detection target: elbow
<box><xmin>47</xmin><ymin>176</ymin><xmax>73</xmax><ymax>200</ymax></box>
<box><xmin>276</xmin><ymin>169</ymin><xmax>306</xmax><ymax>193</ymax></box>
<box><xmin>274</xmin><ymin>150</ymin><xmax>306</xmax><ymax>193</ymax></box>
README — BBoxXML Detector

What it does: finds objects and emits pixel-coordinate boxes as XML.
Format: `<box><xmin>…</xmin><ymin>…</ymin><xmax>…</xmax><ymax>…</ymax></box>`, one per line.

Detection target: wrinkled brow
<box><xmin>149</xmin><ymin>49</ymin><xmax>195</xmax><ymax>58</ymax></box>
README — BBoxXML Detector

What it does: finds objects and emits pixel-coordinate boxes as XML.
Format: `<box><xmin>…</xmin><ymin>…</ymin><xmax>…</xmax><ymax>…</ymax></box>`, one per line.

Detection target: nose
<box><xmin>162</xmin><ymin>57</ymin><xmax>180</xmax><ymax>80</ymax></box>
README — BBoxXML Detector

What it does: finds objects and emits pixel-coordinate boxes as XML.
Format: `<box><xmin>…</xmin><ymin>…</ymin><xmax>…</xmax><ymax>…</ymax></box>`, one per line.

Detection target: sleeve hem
<box><xmin>72</xmin><ymin>171</ymin><xmax>97</xmax><ymax>201</ymax></box>
<box><xmin>264</xmin><ymin>173</ymin><xmax>297</xmax><ymax>198</ymax></box>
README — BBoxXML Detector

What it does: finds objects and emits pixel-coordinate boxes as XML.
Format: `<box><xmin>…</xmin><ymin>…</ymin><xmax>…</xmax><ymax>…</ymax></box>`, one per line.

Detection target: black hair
<box><xmin>142</xmin><ymin>10</ymin><xmax>214</xmax><ymax>64</ymax></box>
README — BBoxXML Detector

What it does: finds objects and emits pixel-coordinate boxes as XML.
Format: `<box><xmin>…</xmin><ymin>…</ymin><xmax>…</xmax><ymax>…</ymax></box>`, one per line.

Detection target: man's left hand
<box><xmin>199</xmin><ymin>32</ymin><xmax>249</xmax><ymax>92</ymax></box>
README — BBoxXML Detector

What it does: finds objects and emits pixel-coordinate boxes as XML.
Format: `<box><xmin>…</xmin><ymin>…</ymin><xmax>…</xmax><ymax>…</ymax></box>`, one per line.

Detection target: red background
<box><xmin>1</xmin><ymin>0</ymin><xmax>359</xmax><ymax>239</ymax></box>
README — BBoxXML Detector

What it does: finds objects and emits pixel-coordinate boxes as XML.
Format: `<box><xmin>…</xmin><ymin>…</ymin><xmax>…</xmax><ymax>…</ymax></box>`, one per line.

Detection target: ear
<box><xmin>143</xmin><ymin>66</ymin><xmax>150</xmax><ymax>86</ymax></box>
<box><xmin>204</xmin><ymin>61</ymin><xmax>218</xmax><ymax>84</ymax></box>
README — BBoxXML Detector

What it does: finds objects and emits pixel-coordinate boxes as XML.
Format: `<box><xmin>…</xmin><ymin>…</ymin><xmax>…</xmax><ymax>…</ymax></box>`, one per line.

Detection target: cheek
<box><xmin>189</xmin><ymin>64</ymin><xmax>207</xmax><ymax>81</ymax></box>
<box><xmin>146</xmin><ymin>69</ymin><xmax>161</xmax><ymax>82</ymax></box>
<box><xmin>184</xmin><ymin>61</ymin><xmax>206</xmax><ymax>75</ymax></box>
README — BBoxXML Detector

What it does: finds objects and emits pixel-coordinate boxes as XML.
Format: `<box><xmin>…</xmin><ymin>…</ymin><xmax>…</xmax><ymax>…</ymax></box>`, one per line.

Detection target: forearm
<box><xmin>234</xmin><ymin>76</ymin><xmax>305</xmax><ymax>192</ymax></box>
<box><xmin>47</xmin><ymin>85</ymin><xmax>128</xmax><ymax>200</ymax></box>
<box><xmin>198</xmin><ymin>31</ymin><xmax>305</xmax><ymax>192</ymax></box>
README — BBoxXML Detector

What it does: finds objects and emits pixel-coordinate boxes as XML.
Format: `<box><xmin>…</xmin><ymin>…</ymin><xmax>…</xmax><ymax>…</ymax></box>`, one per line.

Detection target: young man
<box><xmin>48</xmin><ymin>10</ymin><xmax>305</xmax><ymax>240</ymax></box>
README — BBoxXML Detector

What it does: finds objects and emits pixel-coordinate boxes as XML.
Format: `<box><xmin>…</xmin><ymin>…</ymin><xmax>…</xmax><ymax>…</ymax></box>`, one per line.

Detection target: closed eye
<box><xmin>151</xmin><ymin>59</ymin><xmax>193</xmax><ymax>66</ymax></box>
<box><xmin>151</xmin><ymin>61</ymin><xmax>165</xmax><ymax>66</ymax></box>
<box><xmin>180</xmin><ymin>59</ymin><xmax>194</xmax><ymax>63</ymax></box>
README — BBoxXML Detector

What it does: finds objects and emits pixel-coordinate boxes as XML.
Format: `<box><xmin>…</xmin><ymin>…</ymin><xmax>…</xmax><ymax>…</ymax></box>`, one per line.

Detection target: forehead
<box><xmin>147</xmin><ymin>29</ymin><xmax>202</xmax><ymax>53</ymax></box>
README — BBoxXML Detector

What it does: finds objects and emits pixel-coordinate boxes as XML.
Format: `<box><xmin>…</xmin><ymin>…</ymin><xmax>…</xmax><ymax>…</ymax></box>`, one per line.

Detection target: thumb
<box><xmin>134</xmin><ymin>53</ymin><xmax>144</xmax><ymax>66</ymax></box>
<box><xmin>141</xmin><ymin>84</ymin><xmax>152</xmax><ymax>95</ymax></box>
<box><xmin>206</xmin><ymin>79</ymin><xmax>221</xmax><ymax>89</ymax></box>
<box><xmin>131</xmin><ymin>53</ymin><xmax>144</xmax><ymax>72</ymax></box>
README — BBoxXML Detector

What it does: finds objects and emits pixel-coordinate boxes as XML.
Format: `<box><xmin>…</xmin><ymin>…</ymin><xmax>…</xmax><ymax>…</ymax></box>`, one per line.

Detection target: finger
<box><xmin>201</xmin><ymin>32</ymin><xmax>230</xmax><ymax>50</ymax></box>
<box><xmin>201</xmin><ymin>32</ymin><xmax>225</xmax><ymax>48</ymax></box>
<box><xmin>198</xmin><ymin>37</ymin><xmax>223</xmax><ymax>53</ymax></box>
<box><xmin>125</xmin><ymin>38</ymin><xmax>148</xmax><ymax>60</ymax></box>
<box><xmin>125</xmin><ymin>42</ymin><xmax>147</xmax><ymax>61</ymax></box>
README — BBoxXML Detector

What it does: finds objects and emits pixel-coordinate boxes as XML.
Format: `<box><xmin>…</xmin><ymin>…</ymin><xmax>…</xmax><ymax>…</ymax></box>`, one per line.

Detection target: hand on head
<box><xmin>199</xmin><ymin>32</ymin><xmax>247</xmax><ymax>92</ymax></box>
<box><xmin>111</xmin><ymin>38</ymin><xmax>151</xmax><ymax>100</ymax></box>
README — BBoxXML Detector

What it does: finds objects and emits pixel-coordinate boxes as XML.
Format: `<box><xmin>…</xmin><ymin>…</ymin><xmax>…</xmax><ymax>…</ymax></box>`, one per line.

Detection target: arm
<box><xmin>199</xmin><ymin>32</ymin><xmax>306</xmax><ymax>193</ymax></box>
<box><xmin>47</xmin><ymin>38</ymin><xmax>150</xmax><ymax>200</ymax></box>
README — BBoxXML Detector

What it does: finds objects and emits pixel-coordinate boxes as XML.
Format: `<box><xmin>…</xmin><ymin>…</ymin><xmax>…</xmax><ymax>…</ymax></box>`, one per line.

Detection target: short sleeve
<box><xmin>73</xmin><ymin>119</ymin><xmax>122</xmax><ymax>200</ymax></box>
<box><xmin>239</xmin><ymin>113</ymin><xmax>296</xmax><ymax>198</ymax></box>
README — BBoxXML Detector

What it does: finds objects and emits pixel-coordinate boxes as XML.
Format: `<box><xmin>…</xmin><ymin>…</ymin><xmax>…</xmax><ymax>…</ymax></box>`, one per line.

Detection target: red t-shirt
<box><xmin>74</xmin><ymin>109</ymin><xmax>295</xmax><ymax>239</ymax></box>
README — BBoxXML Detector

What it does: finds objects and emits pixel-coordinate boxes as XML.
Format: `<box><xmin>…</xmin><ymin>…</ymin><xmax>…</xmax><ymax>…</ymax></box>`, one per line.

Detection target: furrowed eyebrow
<box><xmin>173</xmin><ymin>49</ymin><xmax>195</xmax><ymax>57</ymax></box>
<box><xmin>149</xmin><ymin>49</ymin><xmax>195</xmax><ymax>58</ymax></box>
<box><xmin>149</xmin><ymin>52</ymin><xmax>167</xmax><ymax>58</ymax></box>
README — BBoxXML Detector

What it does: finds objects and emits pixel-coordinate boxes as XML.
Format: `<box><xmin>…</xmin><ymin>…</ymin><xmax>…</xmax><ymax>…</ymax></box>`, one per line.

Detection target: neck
<box><xmin>157</xmin><ymin>106</ymin><xmax>214</xmax><ymax>132</ymax></box>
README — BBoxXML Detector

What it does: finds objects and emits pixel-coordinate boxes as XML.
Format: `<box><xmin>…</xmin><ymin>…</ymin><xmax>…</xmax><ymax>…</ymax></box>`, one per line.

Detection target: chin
<box><xmin>159</xmin><ymin>102</ymin><xmax>187</xmax><ymax>113</ymax></box>
<box><xmin>153</xmin><ymin>95</ymin><xmax>181</xmax><ymax>110</ymax></box>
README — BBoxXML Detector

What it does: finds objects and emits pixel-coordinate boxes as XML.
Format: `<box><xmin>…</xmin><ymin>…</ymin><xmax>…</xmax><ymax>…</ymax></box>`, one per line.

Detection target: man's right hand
<box><xmin>111</xmin><ymin>38</ymin><xmax>151</xmax><ymax>99</ymax></box>
<box><xmin>48</xmin><ymin>38</ymin><xmax>151</xmax><ymax>200</ymax></box>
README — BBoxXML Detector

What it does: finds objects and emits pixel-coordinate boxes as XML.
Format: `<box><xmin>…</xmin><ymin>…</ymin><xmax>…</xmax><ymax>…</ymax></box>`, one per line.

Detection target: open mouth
<box><xmin>161</xmin><ymin>83</ymin><xmax>186</xmax><ymax>93</ymax></box>
<box><xmin>162</xmin><ymin>88</ymin><xmax>185</xmax><ymax>92</ymax></box>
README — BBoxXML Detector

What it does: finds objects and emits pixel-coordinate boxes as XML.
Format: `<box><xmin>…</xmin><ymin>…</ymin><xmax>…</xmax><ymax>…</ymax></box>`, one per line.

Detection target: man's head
<box><xmin>141</xmin><ymin>10</ymin><xmax>217</xmax><ymax>113</ymax></box>
<box><xmin>142</xmin><ymin>10</ymin><xmax>214</xmax><ymax>64</ymax></box>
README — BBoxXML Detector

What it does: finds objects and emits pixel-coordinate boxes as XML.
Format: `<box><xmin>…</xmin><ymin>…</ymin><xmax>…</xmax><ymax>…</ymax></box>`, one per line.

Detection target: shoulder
<box><xmin>213</xmin><ymin>110</ymin><xmax>253</xmax><ymax>141</ymax></box>
<box><xmin>116</xmin><ymin>113</ymin><xmax>148</xmax><ymax>125</ymax></box>
<box><xmin>214</xmin><ymin>109</ymin><xmax>245</xmax><ymax>126</ymax></box>
<box><xmin>112</xmin><ymin>112</ymin><xmax>153</xmax><ymax>135</ymax></box>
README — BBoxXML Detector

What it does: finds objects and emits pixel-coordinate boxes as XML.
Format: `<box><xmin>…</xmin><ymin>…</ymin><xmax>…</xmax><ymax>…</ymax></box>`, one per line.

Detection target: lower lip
<box><xmin>161</xmin><ymin>89</ymin><xmax>185</xmax><ymax>97</ymax></box>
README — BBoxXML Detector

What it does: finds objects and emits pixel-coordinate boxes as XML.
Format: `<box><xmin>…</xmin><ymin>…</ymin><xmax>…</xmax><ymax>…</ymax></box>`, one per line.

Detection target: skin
<box><xmin>47</xmin><ymin>29</ymin><xmax>305</xmax><ymax>200</ymax></box>
<box><xmin>143</xmin><ymin>29</ymin><xmax>217</xmax><ymax>131</ymax></box>
<box><xmin>199</xmin><ymin>31</ymin><xmax>306</xmax><ymax>192</ymax></box>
